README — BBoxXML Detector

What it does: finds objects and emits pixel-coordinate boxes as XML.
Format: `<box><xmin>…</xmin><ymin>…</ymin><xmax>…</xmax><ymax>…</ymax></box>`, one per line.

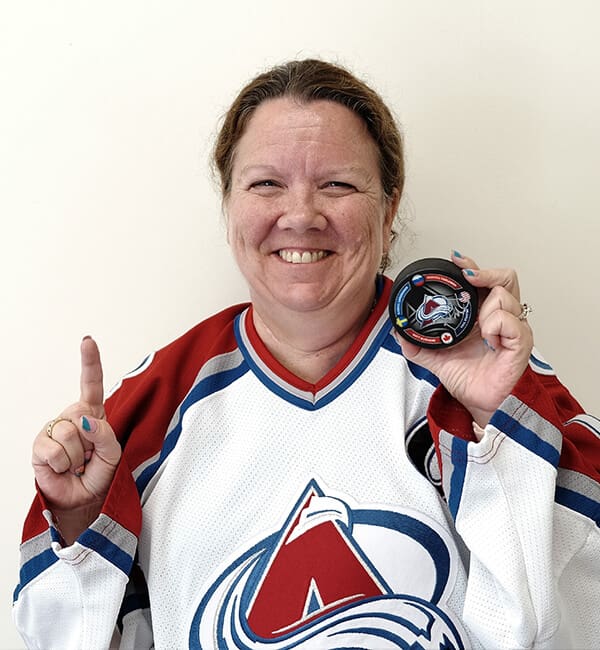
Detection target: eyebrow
<box><xmin>238</xmin><ymin>165</ymin><xmax>280</xmax><ymax>177</ymax></box>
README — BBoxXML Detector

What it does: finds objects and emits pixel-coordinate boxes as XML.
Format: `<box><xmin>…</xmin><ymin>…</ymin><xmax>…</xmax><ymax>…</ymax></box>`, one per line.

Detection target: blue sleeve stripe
<box><xmin>49</xmin><ymin>525</ymin><xmax>62</xmax><ymax>544</ymax></box>
<box><xmin>555</xmin><ymin>486</ymin><xmax>600</xmax><ymax>526</ymax></box>
<box><xmin>13</xmin><ymin>548</ymin><xmax>58</xmax><ymax>602</ymax></box>
<box><xmin>565</xmin><ymin>414</ymin><xmax>600</xmax><ymax>440</ymax></box>
<box><xmin>447</xmin><ymin>437</ymin><xmax>468</xmax><ymax>520</ymax></box>
<box><xmin>490</xmin><ymin>411</ymin><xmax>561</xmax><ymax>467</ymax></box>
<box><xmin>530</xmin><ymin>353</ymin><xmax>553</xmax><ymax>371</ymax></box>
<box><xmin>136</xmin><ymin>360</ymin><xmax>249</xmax><ymax>494</ymax></box>
<box><xmin>78</xmin><ymin>529</ymin><xmax>134</xmax><ymax>575</ymax></box>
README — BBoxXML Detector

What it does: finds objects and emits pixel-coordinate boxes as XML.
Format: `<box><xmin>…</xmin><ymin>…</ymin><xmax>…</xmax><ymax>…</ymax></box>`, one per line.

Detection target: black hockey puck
<box><xmin>389</xmin><ymin>258</ymin><xmax>478</xmax><ymax>349</ymax></box>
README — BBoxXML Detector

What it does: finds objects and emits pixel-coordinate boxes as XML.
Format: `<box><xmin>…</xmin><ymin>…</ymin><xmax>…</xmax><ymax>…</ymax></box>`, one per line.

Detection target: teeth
<box><xmin>279</xmin><ymin>250</ymin><xmax>328</xmax><ymax>264</ymax></box>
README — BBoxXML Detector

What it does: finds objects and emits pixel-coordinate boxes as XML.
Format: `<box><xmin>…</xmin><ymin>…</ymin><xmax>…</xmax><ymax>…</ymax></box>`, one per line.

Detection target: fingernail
<box><xmin>84</xmin><ymin>450</ymin><xmax>93</xmax><ymax>463</ymax></box>
<box><xmin>483</xmin><ymin>338</ymin><xmax>496</xmax><ymax>352</ymax></box>
<box><xmin>463</xmin><ymin>269</ymin><xmax>476</xmax><ymax>277</ymax></box>
<box><xmin>74</xmin><ymin>465</ymin><xmax>85</xmax><ymax>477</ymax></box>
<box><xmin>453</xmin><ymin>250</ymin><xmax>463</xmax><ymax>259</ymax></box>
<box><xmin>81</xmin><ymin>416</ymin><xmax>97</xmax><ymax>433</ymax></box>
<box><xmin>82</xmin><ymin>335</ymin><xmax>92</xmax><ymax>341</ymax></box>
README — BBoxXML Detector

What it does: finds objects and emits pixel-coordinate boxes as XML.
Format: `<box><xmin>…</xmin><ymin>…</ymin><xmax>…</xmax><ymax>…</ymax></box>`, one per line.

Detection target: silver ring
<box><xmin>518</xmin><ymin>303</ymin><xmax>533</xmax><ymax>321</ymax></box>
<box><xmin>46</xmin><ymin>417</ymin><xmax>74</xmax><ymax>439</ymax></box>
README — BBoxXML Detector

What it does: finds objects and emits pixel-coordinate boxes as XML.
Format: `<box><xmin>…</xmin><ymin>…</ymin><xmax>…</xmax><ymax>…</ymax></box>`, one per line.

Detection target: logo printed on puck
<box><xmin>389</xmin><ymin>258</ymin><xmax>478</xmax><ymax>349</ymax></box>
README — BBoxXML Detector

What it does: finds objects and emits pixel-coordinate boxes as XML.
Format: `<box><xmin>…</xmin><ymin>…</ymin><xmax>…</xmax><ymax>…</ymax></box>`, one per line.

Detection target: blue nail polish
<box><xmin>453</xmin><ymin>250</ymin><xmax>463</xmax><ymax>259</ymax></box>
<box><xmin>463</xmin><ymin>269</ymin><xmax>475</xmax><ymax>277</ymax></box>
<box><xmin>483</xmin><ymin>338</ymin><xmax>496</xmax><ymax>352</ymax></box>
<box><xmin>82</xmin><ymin>416</ymin><xmax>91</xmax><ymax>432</ymax></box>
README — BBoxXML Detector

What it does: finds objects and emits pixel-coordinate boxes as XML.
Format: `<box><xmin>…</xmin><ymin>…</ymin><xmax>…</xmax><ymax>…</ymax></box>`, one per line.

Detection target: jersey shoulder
<box><xmin>105</xmin><ymin>303</ymin><xmax>248</xmax><ymax>436</ymax></box>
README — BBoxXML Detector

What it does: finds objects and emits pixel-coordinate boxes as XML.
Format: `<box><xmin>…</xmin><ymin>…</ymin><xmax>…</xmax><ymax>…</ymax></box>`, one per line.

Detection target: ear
<box><xmin>223</xmin><ymin>201</ymin><xmax>231</xmax><ymax>244</ymax></box>
<box><xmin>382</xmin><ymin>189</ymin><xmax>401</xmax><ymax>254</ymax></box>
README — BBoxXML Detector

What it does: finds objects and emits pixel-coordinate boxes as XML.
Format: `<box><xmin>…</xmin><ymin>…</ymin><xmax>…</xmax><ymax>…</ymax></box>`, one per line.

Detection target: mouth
<box><xmin>277</xmin><ymin>249</ymin><xmax>331</xmax><ymax>264</ymax></box>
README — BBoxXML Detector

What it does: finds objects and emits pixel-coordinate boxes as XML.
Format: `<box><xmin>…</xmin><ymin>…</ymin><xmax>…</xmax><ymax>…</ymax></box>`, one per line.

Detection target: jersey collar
<box><xmin>234</xmin><ymin>276</ymin><xmax>393</xmax><ymax>410</ymax></box>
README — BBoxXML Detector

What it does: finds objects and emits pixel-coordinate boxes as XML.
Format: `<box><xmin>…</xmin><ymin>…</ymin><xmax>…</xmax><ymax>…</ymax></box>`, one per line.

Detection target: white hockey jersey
<box><xmin>13</xmin><ymin>277</ymin><xmax>600</xmax><ymax>649</ymax></box>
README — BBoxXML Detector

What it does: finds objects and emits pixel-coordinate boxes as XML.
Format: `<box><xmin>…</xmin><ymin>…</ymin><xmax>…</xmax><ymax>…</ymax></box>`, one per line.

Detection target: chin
<box><xmin>277</xmin><ymin>277</ymin><xmax>374</xmax><ymax>315</ymax></box>
<box><xmin>275</xmin><ymin>293</ymin><xmax>330</xmax><ymax>314</ymax></box>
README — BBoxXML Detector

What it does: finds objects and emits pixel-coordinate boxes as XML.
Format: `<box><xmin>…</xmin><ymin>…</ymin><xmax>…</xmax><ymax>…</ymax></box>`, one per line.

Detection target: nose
<box><xmin>276</xmin><ymin>187</ymin><xmax>327</xmax><ymax>233</ymax></box>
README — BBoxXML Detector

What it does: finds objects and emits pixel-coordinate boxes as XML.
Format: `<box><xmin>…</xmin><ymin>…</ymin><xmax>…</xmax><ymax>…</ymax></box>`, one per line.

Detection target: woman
<box><xmin>14</xmin><ymin>60</ymin><xmax>600</xmax><ymax>649</ymax></box>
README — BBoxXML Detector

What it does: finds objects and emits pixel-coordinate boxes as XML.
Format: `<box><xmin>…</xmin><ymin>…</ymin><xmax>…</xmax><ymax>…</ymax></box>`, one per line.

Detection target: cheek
<box><xmin>225</xmin><ymin>208</ymin><xmax>246</xmax><ymax>254</ymax></box>
<box><xmin>226</xmin><ymin>201</ymin><xmax>270</xmax><ymax>255</ymax></box>
<box><xmin>225</xmin><ymin>197</ymin><xmax>251</xmax><ymax>242</ymax></box>
<box><xmin>360</xmin><ymin>209</ymin><xmax>390</xmax><ymax>265</ymax></box>
<box><xmin>373</xmin><ymin>199</ymin><xmax>393</xmax><ymax>246</ymax></box>
<box><xmin>227</xmin><ymin>219</ymin><xmax>248</xmax><ymax>256</ymax></box>
<box><xmin>349</xmin><ymin>204</ymin><xmax>388</xmax><ymax>250</ymax></box>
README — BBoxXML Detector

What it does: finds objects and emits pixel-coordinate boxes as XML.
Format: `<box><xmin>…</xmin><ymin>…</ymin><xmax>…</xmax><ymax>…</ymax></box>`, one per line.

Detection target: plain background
<box><xmin>1</xmin><ymin>1</ymin><xmax>599</xmax><ymax>647</ymax></box>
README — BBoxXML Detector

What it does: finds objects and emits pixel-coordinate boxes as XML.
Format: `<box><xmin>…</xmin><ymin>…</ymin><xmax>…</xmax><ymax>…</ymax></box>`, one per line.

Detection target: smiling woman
<box><xmin>14</xmin><ymin>59</ymin><xmax>600</xmax><ymax>650</ymax></box>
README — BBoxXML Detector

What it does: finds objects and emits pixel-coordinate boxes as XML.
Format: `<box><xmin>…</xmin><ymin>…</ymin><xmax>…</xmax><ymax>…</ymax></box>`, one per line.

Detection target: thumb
<box><xmin>392</xmin><ymin>330</ymin><xmax>421</xmax><ymax>362</ymax></box>
<box><xmin>79</xmin><ymin>414</ymin><xmax>121</xmax><ymax>468</ymax></box>
<box><xmin>80</xmin><ymin>336</ymin><xmax>105</xmax><ymax>413</ymax></box>
<box><xmin>392</xmin><ymin>330</ymin><xmax>443</xmax><ymax>374</ymax></box>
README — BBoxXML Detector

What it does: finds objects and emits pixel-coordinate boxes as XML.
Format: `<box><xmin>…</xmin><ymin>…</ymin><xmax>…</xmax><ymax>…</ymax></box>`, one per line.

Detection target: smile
<box><xmin>278</xmin><ymin>250</ymin><xmax>329</xmax><ymax>264</ymax></box>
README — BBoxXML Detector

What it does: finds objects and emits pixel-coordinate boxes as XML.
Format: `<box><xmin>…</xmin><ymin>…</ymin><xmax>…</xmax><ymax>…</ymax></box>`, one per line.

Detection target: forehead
<box><xmin>234</xmin><ymin>97</ymin><xmax>379</xmax><ymax>168</ymax></box>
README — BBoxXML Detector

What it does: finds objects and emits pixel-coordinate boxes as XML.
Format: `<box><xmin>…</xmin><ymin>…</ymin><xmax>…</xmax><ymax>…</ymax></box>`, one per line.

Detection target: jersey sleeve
<box><xmin>12</xmin><ymin>457</ymin><xmax>142</xmax><ymax>649</ymax></box>
<box><xmin>428</xmin><ymin>355</ymin><xmax>600</xmax><ymax>649</ymax></box>
<box><xmin>13</xmin><ymin>307</ymin><xmax>244</xmax><ymax>649</ymax></box>
<box><xmin>11</xmin><ymin>368</ymin><xmax>156</xmax><ymax>650</ymax></box>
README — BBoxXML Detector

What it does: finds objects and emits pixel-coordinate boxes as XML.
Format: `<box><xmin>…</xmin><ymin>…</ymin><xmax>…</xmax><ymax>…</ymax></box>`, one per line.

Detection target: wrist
<box><xmin>467</xmin><ymin>407</ymin><xmax>495</xmax><ymax>431</ymax></box>
<box><xmin>50</xmin><ymin>502</ymin><xmax>102</xmax><ymax>546</ymax></box>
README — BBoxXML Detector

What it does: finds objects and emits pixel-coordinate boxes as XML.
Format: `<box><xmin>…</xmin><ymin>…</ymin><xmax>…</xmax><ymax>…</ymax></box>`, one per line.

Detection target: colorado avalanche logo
<box><xmin>190</xmin><ymin>480</ymin><xmax>467</xmax><ymax>649</ymax></box>
<box><xmin>415</xmin><ymin>295</ymin><xmax>455</xmax><ymax>326</ymax></box>
<box><xmin>391</xmin><ymin>272</ymin><xmax>475</xmax><ymax>348</ymax></box>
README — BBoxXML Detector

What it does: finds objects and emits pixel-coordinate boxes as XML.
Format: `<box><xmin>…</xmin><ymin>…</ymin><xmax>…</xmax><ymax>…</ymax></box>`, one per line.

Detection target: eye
<box><xmin>322</xmin><ymin>181</ymin><xmax>357</xmax><ymax>194</ymax></box>
<box><xmin>250</xmin><ymin>179</ymin><xmax>279</xmax><ymax>188</ymax></box>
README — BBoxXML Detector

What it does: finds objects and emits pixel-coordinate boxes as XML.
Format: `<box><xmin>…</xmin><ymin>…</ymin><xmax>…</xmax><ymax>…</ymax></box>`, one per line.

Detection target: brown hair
<box><xmin>212</xmin><ymin>59</ymin><xmax>406</xmax><ymax>269</ymax></box>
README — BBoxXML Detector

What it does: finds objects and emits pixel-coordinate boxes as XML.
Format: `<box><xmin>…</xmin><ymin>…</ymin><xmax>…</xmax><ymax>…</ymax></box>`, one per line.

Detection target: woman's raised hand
<box><xmin>395</xmin><ymin>252</ymin><xmax>534</xmax><ymax>429</ymax></box>
<box><xmin>31</xmin><ymin>337</ymin><xmax>121</xmax><ymax>541</ymax></box>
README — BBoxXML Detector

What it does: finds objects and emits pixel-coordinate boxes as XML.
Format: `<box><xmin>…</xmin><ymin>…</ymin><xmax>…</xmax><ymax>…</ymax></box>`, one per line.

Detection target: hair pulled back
<box><xmin>213</xmin><ymin>59</ymin><xmax>404</xmax><ymax>204</ymax></box>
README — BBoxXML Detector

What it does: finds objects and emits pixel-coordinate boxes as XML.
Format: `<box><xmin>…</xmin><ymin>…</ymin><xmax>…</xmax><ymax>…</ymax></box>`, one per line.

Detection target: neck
<box><xmin>251</xmin><ymin>287</ymin><xmax>378</xmax><ymax>384</ymax></box>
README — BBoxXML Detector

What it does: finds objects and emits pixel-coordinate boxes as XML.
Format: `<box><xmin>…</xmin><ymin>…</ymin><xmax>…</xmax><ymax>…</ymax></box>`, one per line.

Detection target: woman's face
<box><xmin>226</xmin><ymin>97</ymin><xmax>397</xmax><ymax>320</ymax></box>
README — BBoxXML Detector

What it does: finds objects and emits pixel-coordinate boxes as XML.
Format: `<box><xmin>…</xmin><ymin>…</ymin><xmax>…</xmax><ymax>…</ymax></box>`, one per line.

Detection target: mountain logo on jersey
<box><xmin>190</xmin><ymin>479</ymin><xmax>467</xmax><ymax>649</ymax></box>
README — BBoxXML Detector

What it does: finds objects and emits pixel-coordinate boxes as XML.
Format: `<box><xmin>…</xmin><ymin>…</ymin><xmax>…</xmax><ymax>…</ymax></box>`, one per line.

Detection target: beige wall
<box><xmin>2</xmin><ymin>1</ymin><xmax>598</xmax><ymax>646</ymax></box>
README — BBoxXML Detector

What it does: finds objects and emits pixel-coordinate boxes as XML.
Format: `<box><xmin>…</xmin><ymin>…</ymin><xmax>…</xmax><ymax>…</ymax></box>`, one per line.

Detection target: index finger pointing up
<box><xmin>80</xmin><ymin>336</ymin><xmax>104</xmax><ymax>409</ymax></box>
